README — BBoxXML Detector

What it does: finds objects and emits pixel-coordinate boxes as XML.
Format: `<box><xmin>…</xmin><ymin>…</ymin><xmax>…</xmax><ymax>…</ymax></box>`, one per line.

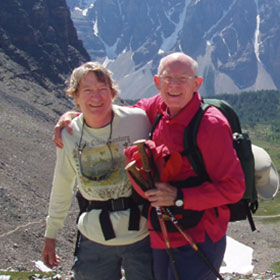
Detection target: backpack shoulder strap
<box><xmin>183</xmin><ymin>101</ymin><xmax>211</xmax><ymax>181</ymax></box>
<box><xmin>149</xmin><ymin>113</ymin><xmax>163</xmax><ymax>140</ymax></box>
<box><xmin>203</xmin><ymin>98</ymin><xmax>242</xmax><ymax>133</ymax></box>
<box><xmin>183</xmin><ymin>98</ymin><xmax>243</xmax><ymax>180</ymax></box>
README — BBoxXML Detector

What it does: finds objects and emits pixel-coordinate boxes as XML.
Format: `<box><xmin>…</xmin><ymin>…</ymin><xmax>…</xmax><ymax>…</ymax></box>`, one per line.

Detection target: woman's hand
<box><xmin>42</xmin><ymin>238</ymin><xmax>61</xmax><ymax>269</ymax></box>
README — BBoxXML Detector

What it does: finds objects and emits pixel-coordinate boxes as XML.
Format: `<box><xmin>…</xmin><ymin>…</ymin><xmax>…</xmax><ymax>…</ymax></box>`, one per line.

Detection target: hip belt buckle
<box><xmin>110</xmin><ymin>198</ymin><xmax>128</xmax><ymax>211</ymax></box>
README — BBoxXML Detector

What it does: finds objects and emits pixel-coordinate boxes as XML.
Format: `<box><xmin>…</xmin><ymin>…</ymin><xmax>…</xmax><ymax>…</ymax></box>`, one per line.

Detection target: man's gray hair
<box><xmin>157</xmin><ymin>53</ymin><xmax>198</xmax><ymax>75</ymax></box>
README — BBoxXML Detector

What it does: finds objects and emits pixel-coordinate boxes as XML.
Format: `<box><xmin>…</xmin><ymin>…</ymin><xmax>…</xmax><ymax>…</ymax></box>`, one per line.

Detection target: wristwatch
<box><xmin>175</xmin><ymin>189</ymin><xmax>184</xmax><ymax>207</ymax></box>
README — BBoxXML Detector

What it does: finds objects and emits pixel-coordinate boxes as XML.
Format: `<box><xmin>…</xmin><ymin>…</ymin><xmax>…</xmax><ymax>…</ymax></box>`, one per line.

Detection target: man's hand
<box><xmin>145</xmin><ymin>182</ymin><xmax>177</xmax><ymax>207</ymax></box>
<box><xmin>42</xmin><ymin>238</ymin><xmax>61</xmax><ymax>269</ymax></box>
<box><xmin>53</xmin><ymin>111</ymin><xmax>77</xmax><ymax>148</ymax></box>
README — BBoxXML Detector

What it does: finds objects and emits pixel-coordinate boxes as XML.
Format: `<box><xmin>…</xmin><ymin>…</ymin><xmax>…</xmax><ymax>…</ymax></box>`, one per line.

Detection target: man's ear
<box><xmin>154</xmin><ymin>75</ymin><xmax>161</xmax><ymax>91</ymax></box>
<box><xmin>194</xmin><ymin>76</ymin><xmax>203</xmax><ymax>91</ymax></box>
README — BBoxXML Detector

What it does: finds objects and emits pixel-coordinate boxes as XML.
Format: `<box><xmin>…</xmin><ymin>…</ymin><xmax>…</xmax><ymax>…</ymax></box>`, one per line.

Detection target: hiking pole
<box><xmin>163</xmin><ymin>207</ymin><xmax>225</xmax><ymax>280</ymax></box>
<box><xmin>133</xmin><ymin>140</ymin><xmax>181</xmax><ymax>280</ymax></box>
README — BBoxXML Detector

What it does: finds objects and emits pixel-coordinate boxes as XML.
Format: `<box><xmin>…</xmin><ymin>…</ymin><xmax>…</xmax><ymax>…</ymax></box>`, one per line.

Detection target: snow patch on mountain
<box><xmin>254</xmin><ymin>0</ymin><xmax>261</xmax><ymax>63</ymax></box>
<box><xmin>159</xmin><ymin>0</ymin><xmax>190</xmax><ymax>53</ymax></box>
<box><xmin>247</xmin><ymin>62</ymin><xmax>277</xmax><ymax>91</ymax></box>
<box><xmin>101</xmin><ymin>38</ymin><xmax>119</xmax><ymax>59</ymax></box>
<box><xmin>105</xmin><ymin>51</ymin><xmax>157</xmax><ymax>99</ymax></box>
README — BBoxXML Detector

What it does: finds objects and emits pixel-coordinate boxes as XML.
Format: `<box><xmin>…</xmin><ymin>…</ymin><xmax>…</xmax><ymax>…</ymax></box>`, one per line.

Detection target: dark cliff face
<box><xmin>0</xmin><ymin>0</ymin><xmax>90</xmax><ymax>92</ymax></box>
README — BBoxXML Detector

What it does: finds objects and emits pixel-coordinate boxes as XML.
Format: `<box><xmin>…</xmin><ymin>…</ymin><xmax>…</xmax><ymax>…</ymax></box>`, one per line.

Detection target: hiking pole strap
<box><xmin>164</xmin><ymin>207</ymin><xmax>224</xmax><ymax>280</ymax></box>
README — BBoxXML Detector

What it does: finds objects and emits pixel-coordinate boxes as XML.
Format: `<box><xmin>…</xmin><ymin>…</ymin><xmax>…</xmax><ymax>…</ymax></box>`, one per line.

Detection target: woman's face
<box><xmin>75</xmin><ymin>71</ymin><xmax>113</xmax><ymax>128</ymax></box>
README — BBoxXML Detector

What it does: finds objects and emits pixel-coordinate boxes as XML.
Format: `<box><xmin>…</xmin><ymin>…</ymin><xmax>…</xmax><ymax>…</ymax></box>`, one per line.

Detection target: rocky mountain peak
<box><xmin>0</xmin><ymin>0</ymin><xmax>90</xmax><ymax>94</ymax></box>
<box><xmin>67</xmin><ymin>0</ymin><xmax>280</xmax><ymax>99</ymax></box>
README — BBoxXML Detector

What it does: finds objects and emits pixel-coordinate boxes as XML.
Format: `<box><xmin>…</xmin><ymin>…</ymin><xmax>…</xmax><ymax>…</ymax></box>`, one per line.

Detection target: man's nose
<box><xmin>169</xmin><ymin>77</ymin><xmax>181</xmax><ymax>85</ymax></box>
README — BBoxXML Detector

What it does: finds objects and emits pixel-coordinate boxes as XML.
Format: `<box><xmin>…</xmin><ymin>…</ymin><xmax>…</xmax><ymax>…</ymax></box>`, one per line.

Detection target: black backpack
<box><xmin>149</xmin><ymin>98</ymin><xmax>258</xmax><ymax>231</ymax></box>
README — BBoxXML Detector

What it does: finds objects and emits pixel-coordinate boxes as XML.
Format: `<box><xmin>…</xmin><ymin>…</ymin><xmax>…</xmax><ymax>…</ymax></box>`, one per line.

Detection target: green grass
<box><xmin>249</xmin><ymin>125</ymin><xmax>280</xmax><ymax>171</ymax></box>
<box><xmin>271</xmin><ymin>261</ymin><xmax>280</xmax><ymax>273</ymax></box>
<box><xmin>254</xmin><ymin>193</ymin><xmax>280</xmax><ymax>217</ymax></box>
<box><xmin>248</xmin><ymin>126</ymin><xmax>280</xmax><ymax>223</ymax></box>
<box><xmin>0</xmin><ymin>271</ymin><xmax>55</xmax><ymax>280</ymax></box>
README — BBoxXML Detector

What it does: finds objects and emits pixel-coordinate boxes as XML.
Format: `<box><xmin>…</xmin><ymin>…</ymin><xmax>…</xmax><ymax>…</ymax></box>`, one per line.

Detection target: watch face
<box><xmin>175</xmin><ymin>199</ymin><xmax>183</xmax><ymax>207</ymax></box>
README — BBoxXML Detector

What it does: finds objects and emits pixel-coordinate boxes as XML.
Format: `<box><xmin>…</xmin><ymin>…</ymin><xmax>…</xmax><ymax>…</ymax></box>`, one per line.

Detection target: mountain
<box><xmin>0</xmin><ymin>0</ymin><xmax>90</xmax><ymax>115</ymax></box>
<box><xmin>0</xmin><ymin>0</ymin><xmax>280</xmax><ymax>275</ymax></box>
<box><xmin>66</xmin><ymin>0</ymin><xmax>280</xmax><ymax>99</ymax></box>
<box><xmin>0</xmin><ymin>0</ymin><xmax>90</xmax><ymax>272</ymax></box>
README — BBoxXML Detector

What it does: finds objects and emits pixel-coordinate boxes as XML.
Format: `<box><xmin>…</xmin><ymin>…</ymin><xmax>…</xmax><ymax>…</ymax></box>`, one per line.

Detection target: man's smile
<box><xmin>89</xmin><ymin>103</ymin><xmax>103</xmax><ymax>108</ymax></box>
<box><xmin>167</xmin><ymin>92</ymin><xmax>182</xmax><ymax>96</ymax></box>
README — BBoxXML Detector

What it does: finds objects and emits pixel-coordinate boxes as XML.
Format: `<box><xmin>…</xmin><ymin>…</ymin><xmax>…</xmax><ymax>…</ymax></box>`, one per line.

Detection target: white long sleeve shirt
<box><xmin>45</xmin><ymin>105</ymin><xmax>151</xmax><ymax>246</ymax></box>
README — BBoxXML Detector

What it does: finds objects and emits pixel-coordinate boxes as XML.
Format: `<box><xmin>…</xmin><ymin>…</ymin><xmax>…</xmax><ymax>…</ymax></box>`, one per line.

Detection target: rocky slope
<box><xmin>0</xmin><ymin>0</ymin><xmax>89</xmax><ymax>272</ymax></box>
<box><xmin>0</xmin><ymin>77</ymin><xmax>279</xmax><ymax>276</ymax></box>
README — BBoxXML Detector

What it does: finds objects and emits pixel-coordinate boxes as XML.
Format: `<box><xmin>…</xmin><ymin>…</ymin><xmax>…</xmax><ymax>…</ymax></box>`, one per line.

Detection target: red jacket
<box><xmin>135</xmin><ymin>92</ymin><xmax>245</xmax><ymax>249</ymax></box>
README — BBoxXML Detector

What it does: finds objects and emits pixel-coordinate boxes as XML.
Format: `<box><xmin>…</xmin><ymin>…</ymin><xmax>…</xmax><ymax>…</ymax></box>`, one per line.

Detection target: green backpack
<box><xmin>150</xmin><ymin>98</ymin><xmax>258</xmax><ymax>231</ymax></box>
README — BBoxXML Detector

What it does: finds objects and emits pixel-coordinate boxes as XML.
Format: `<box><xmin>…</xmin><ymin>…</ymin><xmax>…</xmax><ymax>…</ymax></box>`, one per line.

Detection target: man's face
<box><xmin>154</xmin><ymin>58</ymin><xmax>202</xmax><ymax>117</ymax></box>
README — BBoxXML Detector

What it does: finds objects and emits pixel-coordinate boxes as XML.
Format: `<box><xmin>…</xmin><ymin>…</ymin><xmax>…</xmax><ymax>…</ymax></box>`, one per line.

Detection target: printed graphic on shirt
<box><xmin>73</xmin><ymin>136</ymin><xmax>132</xmax><ymax>200</ymax></box>
<box><xmin>78</xmin><ymin>144</ymin><xmax>115</xmax><ymax>181</ymax></box>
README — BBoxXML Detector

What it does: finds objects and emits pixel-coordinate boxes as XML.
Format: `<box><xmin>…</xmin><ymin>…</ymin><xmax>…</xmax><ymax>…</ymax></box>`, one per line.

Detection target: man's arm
<box><xmin>53</xmin><ymin>111</ymin><xmax>78</xmax><ymax>148</ymax></box>
<box><xmin>53</xmin><ymin>94</ymin><xmax>160</xmax><ymax>148</ymax></box>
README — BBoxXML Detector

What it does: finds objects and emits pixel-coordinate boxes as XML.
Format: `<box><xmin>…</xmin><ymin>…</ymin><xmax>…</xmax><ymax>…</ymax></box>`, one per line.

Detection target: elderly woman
<box><xmin>42</xmin><ymin>62</ymin><xmax>154</xmax><ymax>280</ymax></box>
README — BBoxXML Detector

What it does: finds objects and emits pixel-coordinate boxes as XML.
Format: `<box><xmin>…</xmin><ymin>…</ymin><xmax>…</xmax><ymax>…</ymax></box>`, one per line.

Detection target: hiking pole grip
<box><xmin>133</xmin><ymin>139</ymin><xmax>152</xmax><ymax>173</ymax></box>
<box><xmin>125</xmin><ymin>160</ymin><xmax>150</xmax><ymax>189</ymax></box>
<box><xmin>133</xmin><ymin>139</ymin><xmax>155</xmax><ymax>190</ymax></box>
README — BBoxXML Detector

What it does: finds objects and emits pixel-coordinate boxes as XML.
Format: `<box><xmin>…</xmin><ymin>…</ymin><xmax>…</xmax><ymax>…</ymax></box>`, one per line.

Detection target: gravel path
<box><xmin>226</xmin><ymin>217</ymin><xmax>280</xmax><ymax>274</ymax></box>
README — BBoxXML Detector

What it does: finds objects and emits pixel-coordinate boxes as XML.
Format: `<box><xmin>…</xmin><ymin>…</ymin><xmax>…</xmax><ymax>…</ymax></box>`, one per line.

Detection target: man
<box><xmin>42</xmin><ymin>62</ymin><xmax>154</xmax><ymax>280</ymax></box>
<box><xmin>53</xmin><ymin>53</ymin><xmax>245</xmax><ymax>280</ymax></box>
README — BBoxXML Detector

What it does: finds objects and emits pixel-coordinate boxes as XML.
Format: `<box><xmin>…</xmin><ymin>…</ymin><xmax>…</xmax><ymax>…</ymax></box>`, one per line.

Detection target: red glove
<box><xmin>124</xmin><ymin>140</ymin><xmax>183</xmax><ymax>199</ymax></box>
<box><xmin>160</xmin><ymin>151</ymin><xmax>183</xmax><ymax>182</ymax></box>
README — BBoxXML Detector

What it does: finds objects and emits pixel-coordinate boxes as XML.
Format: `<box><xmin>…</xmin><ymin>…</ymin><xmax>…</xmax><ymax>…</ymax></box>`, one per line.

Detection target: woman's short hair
<box><xmin>65</xmin><ymin>61</ymin><xmax>119</xmax><ymax>99</ymax></box>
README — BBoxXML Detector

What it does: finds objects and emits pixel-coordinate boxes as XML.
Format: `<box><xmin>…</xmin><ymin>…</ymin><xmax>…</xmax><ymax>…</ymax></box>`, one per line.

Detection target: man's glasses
<box><xmin>159</xmin><ymin>75</ymin><xmax>196</xmax><ymax>85</ymax></box>
<box><xmin>77</xmin><ymin>117</ymin><xmax>115</xmax><ymax>181</ymax></box>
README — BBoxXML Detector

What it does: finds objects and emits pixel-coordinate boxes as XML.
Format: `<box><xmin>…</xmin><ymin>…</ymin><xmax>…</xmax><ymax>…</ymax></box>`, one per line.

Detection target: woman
<box><xmin>42</xmin><ymin>62</ymin><xmax>154</xmax><ymax>280</ymax></box>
